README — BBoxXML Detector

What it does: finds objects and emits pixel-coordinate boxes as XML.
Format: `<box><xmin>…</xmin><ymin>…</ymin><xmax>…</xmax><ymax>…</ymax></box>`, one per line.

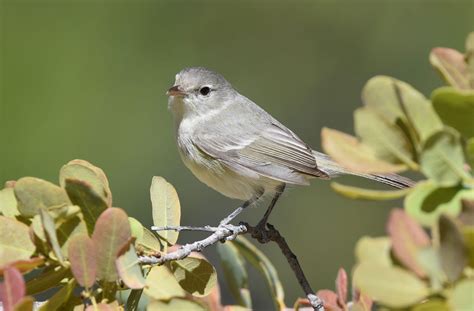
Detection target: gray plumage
<box><xmin>167</xmin><ymin>67</ymin><xmax>413</xmax><ymax>201</ymax></box>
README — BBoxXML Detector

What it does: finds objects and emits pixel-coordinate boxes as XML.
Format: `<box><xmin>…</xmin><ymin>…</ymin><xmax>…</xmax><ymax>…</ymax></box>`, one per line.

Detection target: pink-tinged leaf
<box><xmin>0</xmin><ymin>257</ymin><xmax>44</xmax><ymax>275</ymax></box>
<box><xmin>68</xmin><ymin>234</ymin><xmax>97</xmax><ymax>288</ymax></box>
<box><xmin>353</xmin><ymin>289</ymin><xmax>373</xmax><ymax>311</ymax></box>
<box><xmin>0</xmin><ymin>267</ymin><xmax>25</xmax><ymax>311</ymax></box>
<box><xmin>92</xmin><ymin>208</ymin><xmax>131</xmax><ymax>282</ymax></box>
<box><xmin>115</xmin><ymin>239</ymin><xmax>145</xmax><ymax>289</ymax></box>
<box><xmin>387</xmin><ymin>209</ymin><xmax>430</xmax><ymax>277</ymax></box>
<box><xmin>335</xmin><ymin>268</ymin><xmax>348</xmax><ymax>306</ymax></box>
<box><xmin>430</xmin><ymin>47</ymin><xmax>470</xmax><ymax>89</ymax></box>
<box><xmin>316</xmin><ymin>290</ymin><xmax>342</xmax><ymax>311</ymax></box>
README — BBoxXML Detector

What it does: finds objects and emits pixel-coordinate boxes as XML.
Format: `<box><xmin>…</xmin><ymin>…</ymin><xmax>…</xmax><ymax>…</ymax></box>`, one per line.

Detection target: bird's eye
<box><xmin>199</xmin><ymin>86</ymin><xmax>211</xmax><ymax>96</ymax></box>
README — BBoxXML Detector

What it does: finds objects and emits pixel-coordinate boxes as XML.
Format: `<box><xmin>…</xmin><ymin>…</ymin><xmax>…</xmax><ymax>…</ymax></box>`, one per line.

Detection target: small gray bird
<box><xmin>167</xmin><ymin>67</ymin><xmax>413</xmax><ymax>228</ymax></box>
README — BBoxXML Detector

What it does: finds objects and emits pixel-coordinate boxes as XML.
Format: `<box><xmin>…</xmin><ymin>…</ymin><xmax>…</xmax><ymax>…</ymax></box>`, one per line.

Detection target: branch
<box><xmin>139</xmin><ymin>204</ymin><xmax>324</xmax><ymax>311</ymax></box>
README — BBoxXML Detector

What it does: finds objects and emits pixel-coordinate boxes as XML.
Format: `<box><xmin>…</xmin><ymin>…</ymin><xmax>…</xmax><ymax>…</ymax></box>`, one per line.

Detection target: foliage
<box><xmin>1</xmin><ymin>32</ymin><xmax>473</xmax><ymax>311</ymax></box>
<box><xmin>318</xmin><ymin>32</ymin><xmax>474</xmax><ymax>310</ymax></box>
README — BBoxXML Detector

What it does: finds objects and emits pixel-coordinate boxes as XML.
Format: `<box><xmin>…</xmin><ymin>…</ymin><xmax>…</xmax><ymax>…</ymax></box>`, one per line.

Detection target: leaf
<box><xmin>57</xmin><ymin>215</ymin><xmax>88</xmax><ymax>259</ymax></box>
<box><xmin>321</xmin><ymin>128</ymin><xmax>406</xmax><ymax>174</ymax></box>
<box><xmin>128</xmin><ymin>217</ymin><xmax>144</xmax><ymax>242</ymax></box>
<box><xmin>13</xmin><ymin>297</ymin><xmax>35</xmax><ymax>311</ymax></box>
<box><xmin>411</xmin><ymin>298</ymin><xmax>450</xmax><ymax>311</ymax></box>
<box><xmin>467</xmin><ymin>32</ymin><xmax>474</xmax><ymax>88</ymax></box>
<box><xmin>467</xmin><ymin>138</ymin><xmax>474</xmax><ymax>170</ymax></box>
<box><xmin>144</xmin><ymin>265</ymin><xmax>185</xmax><ymax>300</ymax></box>
<box><xmin>115</xmin><ymin>241</ymin><xmax>145</xmax><ymax>289</ymax></box>
<box><xmin>232</xmin><ymin>237</ymin><xmax>285</xmax><ymax>310</ymax></box>
<box><xmin>150</xmin><ymin>176</ymin><xmax>181</xmax><ymax>246</ymax></box>
<box><xmin>420</xmin><ymin>129</ymin><xmax>467</xmax><ymax>186</ymax></box>
<box><xmin>386</xmin><ymin>209</ymin><xmax>430</xmax><ymax>277</ymax></box>
<box><xmin>363</xmin><ymin>76</ymin><xmax>443</xmax><ymax>143</ymax></box>
<box><xmin>68</xmin><ymin>234</ymin><xmax>97</xmax><ymax>288</ymax></box>
<box><xmin>404</xmin><ymin>181</ymin><xmax>474</xmax><ymax>226</ymax></box>
<box><xmin>331</xmin><ymin>182</ymin><xmax>411</xmax><ymax>200</ymax></box>
<box><xmin>38</xmin><ymin>279</ymin><xmax>76</xmax><ymax>311</ymax></box>
<box><xmin>448</xmin><ymin>278</ymin><xmax>474</xmax><ymax>310</ymax></box>
<box><xmin>85</xmin><ymin>302</ymin><xmax>121</xmax><ymax>311</ymax></box>
<box><xmin>432</xmin><ymin>87</ymin><xmax>474</xmax><ymax>139</ymax></box>
<box><xmin>463</xmin><ymin>226</ymin><xmax>474</xmax><ymax>268</ymax></box>
<box><xmin>354</xmin><ymin>236</ymin><xmax>392</xmax><ymax>267</ymax></box>
<box><xmin>60</xmin><ymin>159</ymin><xmax>113</xmax><ymax>207</ymax></box>
<box><xmin>430</xmin><ymin>47</ymin><xmax>470</xmax><ymax>89</ymax></box>
<box><xmin>417</xmin><ymin>247</ymin><xmax>445</xmax><ymax>291</ymax></box>
<box><xmin>335</xmin><ymin>268</ymin><xmax>347</xmax><ymax>306</ymax></box>
<box><xmin>14</xmin><ymin>177</ymin><xmax>71</xmax><ymax>217</ymax></box>
<box><xmin>354</xmin><ymin>107</ymin><xmax>416</xmax><ymax>168</ymax></box>
<box><xmin>459</xmin><ymin>199</ymin><xmax>474</xmax><ymax>226</ymax></box>
<box><xmin>65</xmin><ymin>179</ymin><xmax>108</xmax><ymax>234</ymax></box>
<box><xmin>352</xmin><ymin>262</ymin><xmax>429</xmax><ymax>308</ymax></box>
<box><xmin>439</xmin><ymin>215</ymin><xmax>468</xmax><ymax>282</ymax></box>
<box><xmin>0</xmin><ymin>267</ymin><xmax>25</xmax><ymax>311</ymax></box>
<box><xmin>217</xmin><ymin>242</ymin><xmax>251</xmax><ymax>308</ymax></box>
<box><xmin>147</xmin><ymin>298</ymin><xmax>206</xmax><ymax>311</ymax></box>
<box><xmin>39</xmin><ymin>209</ymin><xmax>64</xmax><ymax>263</ymax></box>
<box><xmin>0</xmin><ymin>257</ymin><xmax>44</xmax><ymax>276</ymax></box>
<box><xmin>169</xmin><ymin>257</ymin><xmax>217</xmax><ymax>297</ymax></box>
<box><xmin>25</xmin><ymin>267</ymin><xmax>71</xmax><ymax>295</ymax></box>
<box><xmin>92</xmin><ymin>208</ymin><xmax>131</xmax><ymax>282</ymax></box>
<box><xmin>125</xmin><ymin>289</ymin><xmax>144</xmax><ymax>311</ymax></box>
<box><xmin>0</xmin><ymin>188</ymin><xmax>19</xmax><ymax>218</ymax></box>
<box><xmin>0</xmin><ymin>216</ymin><xmax>36</xmax><ymax>267</ymax></box>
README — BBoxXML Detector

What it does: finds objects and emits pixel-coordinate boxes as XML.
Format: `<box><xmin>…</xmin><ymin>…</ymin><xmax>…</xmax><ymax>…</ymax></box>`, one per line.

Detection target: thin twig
<box><xmin>151</xmin><ymin>225</ymin><xmax>218</xmax><ymax>232</ymax></box>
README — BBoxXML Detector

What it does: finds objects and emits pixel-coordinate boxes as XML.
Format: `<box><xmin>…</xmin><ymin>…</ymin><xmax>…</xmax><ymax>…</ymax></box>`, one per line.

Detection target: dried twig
<box><xmin>140</xmin><ymin>204</ymin><xmax>324</xmax><ymax>311</ymax></box>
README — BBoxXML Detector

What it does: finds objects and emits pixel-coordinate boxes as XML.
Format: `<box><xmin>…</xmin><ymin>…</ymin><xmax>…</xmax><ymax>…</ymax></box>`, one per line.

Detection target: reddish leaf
<box><xmin>316</xmin><ymin>289</ymin><xmax>342</xmax><ymax>311</ymax></box>
<box><xmin>85</xmin><ymin>301</ymin><xmax>120</xmax><ymax>311</ymax></box>
<box><xmin>0</xmin><ymin>267</ymin><xmax>25</xmax><ymax>311</ymax></box>
<box><xmin>92</xmin><ymin>208</ymin><xmax>131</xmax><ymax>282</ymax></box>
<box><xmin>68</xmin><ymin>234</ymin><xmax>97</xmax><ymax>288</ymax></box>
<box><xmin>387</xmin><ymin>209</ymin><xmax>430</xmax><ymax>277</ymax></box>
<box><xmin>0</xmin><ymin>257</ymin><xmax>44</xmax><ymax>275</ymax></box>
<box><xmin>430</xmin><ymin>47</ymin><xmax>469</xmax><ymax>89</ymax></box>
<box><xmin>335</xmin><ymin>268</ymin><xmax>348</xmax><ymax>306</ymax></box>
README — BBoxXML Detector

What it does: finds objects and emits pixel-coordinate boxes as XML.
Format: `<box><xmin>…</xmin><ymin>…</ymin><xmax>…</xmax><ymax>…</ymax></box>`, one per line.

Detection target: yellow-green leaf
<box><xmin>115</xmin><ymin>242</ymin><xmax>145</xmax><ymax>289</ymax></box>
<box><xmin>355</xmin><ymin>236</ymin><xmax>392</xmax><ymax>267</ymax></box>
<box><xmin>147</xmin><ymin>298</ymin><xmax>206</xmax><ymax>311</ymax></box>
<box><xmin>0</xmin><ymin>187</ymin><xmax>19</xmax><ymax>218</ymax></box>
<box><xmin>331</xmin><ymin>182</ymin><xmax>411</xmax><ymax>200</ymax></box>
<box><xmin>169</xmin><ymin>257</ymin><xmax>217</xmax><ymax>297</ymax></box>
<box><xmin>429</xmin><ymin>47</ymin><xmax>470</xmax><ymax>90</ymax></box>
<box><xmin>38</xmin><ymin>279</ymin><xmax>76</xmax><ymax>311</ymax></box>
<box><xmin>439</xmin><ymin>215</ymin><xmax>468</xmax><ymax>282</ymax></box>
<box><xmin>448</xmin><ymin>278</ymin><xmax>474</xmax><ymax>310</ymax></box>
<box><xmin>150</xmin><ymin>177</ymin><xmax>181</xmax><ymax>246</ymax></box>
<box><xmin>353</xmin><ymin>262</ymin><xmax>429</xmax><ymax>308</ymax></box>
<box><xmin>144</xmin><ymin>265</ymin><xmax>185</xmax><ymax>300</ymax></box>
<box><xmin>0</xmin><ymin>216</ymin><xmax>36</xmax><ymax>267</ymax></box>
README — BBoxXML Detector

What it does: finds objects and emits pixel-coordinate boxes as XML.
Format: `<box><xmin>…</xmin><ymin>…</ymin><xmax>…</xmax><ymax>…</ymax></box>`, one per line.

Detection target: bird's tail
<box><xmin>312</xmin><ymin>151</ymin><xmax>415</xmax><ymax>189</ymax></box>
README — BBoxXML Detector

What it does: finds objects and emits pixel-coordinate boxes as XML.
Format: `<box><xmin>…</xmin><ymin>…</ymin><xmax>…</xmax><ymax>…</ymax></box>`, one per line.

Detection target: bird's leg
<box><xmin>257</xmin><ymin>183</ymin><xmax>286</xmax><ymax>228</ymax></box>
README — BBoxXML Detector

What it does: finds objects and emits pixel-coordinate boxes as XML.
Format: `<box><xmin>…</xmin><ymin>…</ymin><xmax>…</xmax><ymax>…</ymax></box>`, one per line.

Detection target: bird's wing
<box><xmin>193</xmin><ymin>116</ymin><xmax>329</xmax><ymax>185</ymax></box>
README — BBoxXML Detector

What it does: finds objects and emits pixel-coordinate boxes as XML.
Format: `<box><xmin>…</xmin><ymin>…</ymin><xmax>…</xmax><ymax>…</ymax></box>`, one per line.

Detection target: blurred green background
<box><xmin>1</xmin><ymin>0</ymin><xmax>473</xmax><ymax>309</ymax></box>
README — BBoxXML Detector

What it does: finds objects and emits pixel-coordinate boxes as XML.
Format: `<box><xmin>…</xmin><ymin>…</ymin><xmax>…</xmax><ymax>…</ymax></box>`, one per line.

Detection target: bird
<box><xmin>166</xmin><ymin>67</ymin><xmax>413</xmax><ymax>232</ymax></box>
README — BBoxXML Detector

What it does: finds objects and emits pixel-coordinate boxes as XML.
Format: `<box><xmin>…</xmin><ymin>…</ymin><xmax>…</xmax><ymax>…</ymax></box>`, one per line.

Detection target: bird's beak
<box><xmin>166</xmin><ymin>85</ymin><xmax>185</xmax><ymax>97</ymax></box>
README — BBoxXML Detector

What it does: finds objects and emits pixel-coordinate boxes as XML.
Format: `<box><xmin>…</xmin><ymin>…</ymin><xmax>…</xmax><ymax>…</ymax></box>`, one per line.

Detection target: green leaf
<box><xmin>115</xmin><ymin>242</ymin><xmax>145</xmax><ymax>289</ymax></box>
<box><xmin>353</xmin><ymin>262</ymin><xmax>429</xmax><ymax>308</ymax></box>
<box><xmin>355</xmin><ymin>236</ymin><xmax>392</xmax><ymax>267</ymax></box>
<box><xmin>429</xmin><ymin>48</ymin><xmax>470</xmax><ymax>89</ymax></box>
<box><xmin>232</xmin><ymin>237</ymin><xmax>285</xmax><ymax>310</ymax></box>
<box><xmin>216</xmin><ymin>242</ymin><xmax>251</xmax><ymax>308</ymax></box>
<box><xmin>144</xmin><ymin>265</ymin><xmax>185</xmax><ymax>300</ymax></box>
<box><xmin>14</xmin><ymin>177</ymin><xmax>71</xmax><ymax>217</ymax></box>
<box><xmin>39</xmin><ymin>209</ymin><xmax>64</xmax><ymax>263</ymax></box>
<box><xmin>0</xmin><ymin>216</ymin><xmax>36</xmax><ymax>267</ymax></box>
<box><xmin>169</xmin><ymin>257</ymin><xmax>217</xmax><ymax>297</ymax></box>
<box><xmin>387</xmin><ymin>209</ymin><xmax>430</xmax><ymax>277</ymax></box>
<box><xmin>0</xmin><ymin>267</ymin><xmax>25</xmax><ymax>309</ymax></box>
<box><xmin>439</xmin><ymin>215</ymin><xmax>468</xmax><ymax>282</ymax></box>
<box><xmin>60</xmin><ymin>159</ymin><xmax>112</xmax><ymax>207</ymax></box>
<box><xmin>463</xmin><ymin>226</ymin><xmax>474</xmax><ymax>268</ymax></box>
<box><xmin>416</xmin><ymin>247</ymin><xmax>445</xmax><ymax>292</ymax></box>
<box><xmin>321</xmin><ymin>127</ymin><xmax>407</xmax><ymax>174</ymax></box>
<box><xmin>138</xmin><ymin>228</ymin><xmax>161</xmax><ymax>254</ymax></box>
<box><xmin>331</xmin><ymin>182</ymin><xmax>411</xmax><ymax>200</ymax></box>
<box><xmin>448</xmin><ymin>278</ymin><xmax>474</xmax><ymax>310</ymax></box>
<box><xmin>65</xmin><ymin>179</ymin><xmax>108</xmax><ymax>234</ymax></box>
<box><xmin>38</xmin><ymin>279</ymin><xmax>76</xmax><ymax>311</ymax></box>
<box><xmin>125</xmin><ymin>289</ymin><xmax>144</xmax><ymax>311</ymax></box>
<box><xmin>26</xmin><ymin>267</ymin><xmax>71</xmax><ymax>295</ymax></box>
<box><xmin>0</xmin><ymin>187</ymin><xmax>19</xmax><ymax>218</ymax></box>
<box><xmin>147</xmin><ymin>298</ymin><xmax>206</xmax><ymax>311</ymax></box>
<box><xmin>128</xmin><ymin>217</ymin><xmax>144</xmax><ymax>242</ymax></box>
<box><xmin>405</xmin><ymin>181</ymin><xmax>474</xmax><ymax>226</ymax></box>
<box><xmin>420</xmin><ymin>128</ymin><xmax>467</xmax><ymax>186</ymax></box>
<box><xmin>432</xmin><ymin>87</ymin><xmax>474</xmax><ymax>138</ymax></box>
<box><xmin>411</xmin><ymin>298</ymin><xmax>450</xmax><ymax>311</ymax></box>
<box><xmin>56</xmin><ymin>215</ymin><xmax>88</xmax><ymax>259</ymax></box>
<box><xmin>354</xmin><ymin>107</ymin><xmax>416</xmax><ymax>168</ymax></box>
<box><xmin>92</xmin><ymin>208</ymin><xmax>131</xmax><ymax>282</ymax></box>
<box><xmin>13</xmin><ymin>296</ymin><xmax>35</xmax><ymax>311</ymax></box>
<box><xmin>150</xmin><ymin>177</ymin><xmax>181</xmax><ymax>247</ymax></box>
<box><xmin>68</xmin><ymin>233</ymin><xmax>97</xmax><ymax>288</ymax></box>
<box><xmin>466</xmin><ymin>137</ymin><xmax>474</xmax><ymax>170</ymax></box>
